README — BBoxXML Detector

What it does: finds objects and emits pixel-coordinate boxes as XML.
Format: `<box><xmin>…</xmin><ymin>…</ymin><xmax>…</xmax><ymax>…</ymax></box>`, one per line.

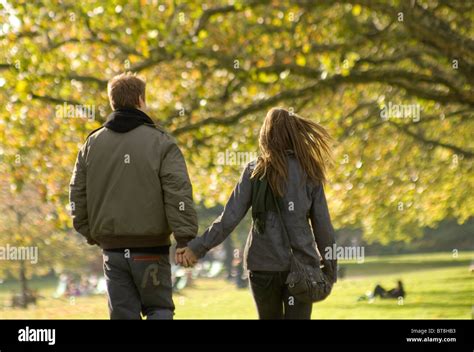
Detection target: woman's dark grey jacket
<box><xmin>188</xmin><ymin>155</ymin><xmax>337</xmax><ymax>282</ymax></box>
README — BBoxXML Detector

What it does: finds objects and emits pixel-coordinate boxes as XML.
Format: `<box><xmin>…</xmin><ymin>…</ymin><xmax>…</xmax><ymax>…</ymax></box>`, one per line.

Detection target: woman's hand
<box><xmin>175</xmin><ymin>247</ymin><xmax>198</xmax><ymax>268</ymax></box>
<box><xmin>322</xmin><ymin>261</ymin><xmax>337</xmax><ymax>283</ymax></box>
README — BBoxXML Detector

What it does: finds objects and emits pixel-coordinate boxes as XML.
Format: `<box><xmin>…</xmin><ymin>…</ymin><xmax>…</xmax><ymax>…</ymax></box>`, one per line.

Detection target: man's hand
<box><xmin>175</xmin><ymin>247</ymin><xmax>198</xmax><ymax>268</ymax></box>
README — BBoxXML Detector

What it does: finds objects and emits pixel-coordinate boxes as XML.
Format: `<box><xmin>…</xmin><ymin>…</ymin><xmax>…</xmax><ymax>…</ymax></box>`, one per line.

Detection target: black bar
<box><xmin>0</xmin><ymin>319</ymin><xmax>471</xmax><ymax>350</ymax></box>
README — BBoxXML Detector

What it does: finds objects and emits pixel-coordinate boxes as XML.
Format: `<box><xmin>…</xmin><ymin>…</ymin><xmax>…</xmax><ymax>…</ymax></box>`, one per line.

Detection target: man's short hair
<box><xmin>107</xmin><ymin>72</ymin><xmax>146</xmax><ymax>110</ymax></box>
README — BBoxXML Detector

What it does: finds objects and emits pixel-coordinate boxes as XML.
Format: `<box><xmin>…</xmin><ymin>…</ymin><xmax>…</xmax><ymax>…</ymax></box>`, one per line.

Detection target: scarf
<box><xmin>251</xmin><ymin>176</ymin><xmax>279</xmax><ymax>235</ymax></box>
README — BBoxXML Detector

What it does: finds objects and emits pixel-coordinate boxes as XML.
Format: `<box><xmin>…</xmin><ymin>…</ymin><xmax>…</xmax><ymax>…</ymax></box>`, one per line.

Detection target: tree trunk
<box><xmin>19</xmin><ymin>261</ymin><xmax>29</xmax><ymax>309</ymax></box>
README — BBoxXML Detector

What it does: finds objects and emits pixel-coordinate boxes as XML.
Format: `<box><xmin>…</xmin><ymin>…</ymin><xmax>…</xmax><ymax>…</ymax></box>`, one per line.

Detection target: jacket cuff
<box><xmin>175</xmin><ymin>236</ymin><xmax>195</xmax><ymax>248</ymax></box>
<box><xmin>187</xmin><ymin>238</ymin><xmax>208</xmax><ymax>259</ymax></box>
<box><xmin>86</xmin><ymin>237</ymin><xmax>98</xmax><ymax>246</ymax></box>
<box><xmin>77</xmin><ymin>229</ymin><xmax>95</xmax><ymax>245</ymax></box>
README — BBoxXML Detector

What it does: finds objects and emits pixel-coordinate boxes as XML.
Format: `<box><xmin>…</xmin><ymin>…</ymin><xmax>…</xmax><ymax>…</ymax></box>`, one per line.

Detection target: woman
<box><xmin>178</xmin><ymin>107</ymin><xmax>337</xmax><ymax>319</ymax></box>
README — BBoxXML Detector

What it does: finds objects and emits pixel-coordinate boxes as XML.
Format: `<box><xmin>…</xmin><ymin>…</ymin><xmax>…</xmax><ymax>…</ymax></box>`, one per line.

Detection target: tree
<box><xmin>0</xmin><ymin>0</ymin><xmax>472</xmax><ymax>253</ymax></box>
<box><xmin>0</xmin><ymin>177</ymin><xmax>98</xmax><ymax>306</ymax></box>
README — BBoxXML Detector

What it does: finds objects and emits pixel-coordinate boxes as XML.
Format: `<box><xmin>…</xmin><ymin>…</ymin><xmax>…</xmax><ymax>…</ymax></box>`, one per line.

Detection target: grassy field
<box><xmin>0</xmin><ymin>251</ymin><xmax>472</xmax><ymax>319</ymax></box>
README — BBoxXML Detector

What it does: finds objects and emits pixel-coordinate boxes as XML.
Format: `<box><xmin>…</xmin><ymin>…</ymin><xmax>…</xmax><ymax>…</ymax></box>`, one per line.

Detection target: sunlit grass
<box><xmin>0</xmin><ymin>251</ymin><xmax>472</xmax><ymax>319</ymax></box>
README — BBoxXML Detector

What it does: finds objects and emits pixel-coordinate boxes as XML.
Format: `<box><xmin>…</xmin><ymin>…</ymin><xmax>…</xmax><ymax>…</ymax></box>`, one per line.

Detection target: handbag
<box><xmin>272</xmin><ymin>191</ymin><xmax>333</xmax><ymax>303</ymax></box>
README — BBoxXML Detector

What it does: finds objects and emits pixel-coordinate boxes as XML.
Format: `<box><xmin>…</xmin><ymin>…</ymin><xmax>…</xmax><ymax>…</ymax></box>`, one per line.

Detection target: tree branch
<box><xmin>388</xmin><ymin>120</ymin><xmax>474</xmax><ymax>158</ymax></box>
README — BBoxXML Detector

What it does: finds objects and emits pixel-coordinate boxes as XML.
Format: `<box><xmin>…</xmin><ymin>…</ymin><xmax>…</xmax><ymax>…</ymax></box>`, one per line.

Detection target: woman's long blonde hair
<box><xmin>251</xmin><ymin>107</ymin><xmax>333</xmax><ymax>196</ymax></box>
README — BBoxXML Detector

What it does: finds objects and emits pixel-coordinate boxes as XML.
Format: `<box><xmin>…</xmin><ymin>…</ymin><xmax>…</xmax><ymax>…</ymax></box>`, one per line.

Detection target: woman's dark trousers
<box><xmin>249</xmin><ymin>271</ymin><xmax>312</xmax><ymax>319</ymax></box>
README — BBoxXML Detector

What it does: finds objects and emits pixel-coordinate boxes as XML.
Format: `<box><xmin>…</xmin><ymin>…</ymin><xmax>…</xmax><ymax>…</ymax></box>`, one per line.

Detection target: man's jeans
<box><xmin>249</xmin><ymin>271</ymin><xmax>312</xmax><ymax>319</ymax></box>
<box><xmin>103</xmin><ymin>250</ymin><xmax>174</xmax><ymax>319</ymax></box>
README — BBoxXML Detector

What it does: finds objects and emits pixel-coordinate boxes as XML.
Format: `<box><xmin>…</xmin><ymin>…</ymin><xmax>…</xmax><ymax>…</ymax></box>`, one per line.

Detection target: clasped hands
<box><xmin>175</xmin><ymin>247</ymin><xmax>198</xmax><ymax>268</ymax></box>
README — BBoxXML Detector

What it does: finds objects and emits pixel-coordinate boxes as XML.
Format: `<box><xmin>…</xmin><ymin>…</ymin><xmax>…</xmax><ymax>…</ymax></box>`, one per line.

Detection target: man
<box><xmin>69</xmin><ymin>72</ymin><xmax>198</xmax><ymax>319</ymax></box>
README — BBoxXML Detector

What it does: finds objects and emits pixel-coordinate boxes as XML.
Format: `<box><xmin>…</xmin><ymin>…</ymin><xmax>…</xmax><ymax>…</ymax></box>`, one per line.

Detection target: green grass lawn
<box><xmin>0</xmin><ymin>251</ymin><xmax>472</xmax><ymax>319</ymax></box>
